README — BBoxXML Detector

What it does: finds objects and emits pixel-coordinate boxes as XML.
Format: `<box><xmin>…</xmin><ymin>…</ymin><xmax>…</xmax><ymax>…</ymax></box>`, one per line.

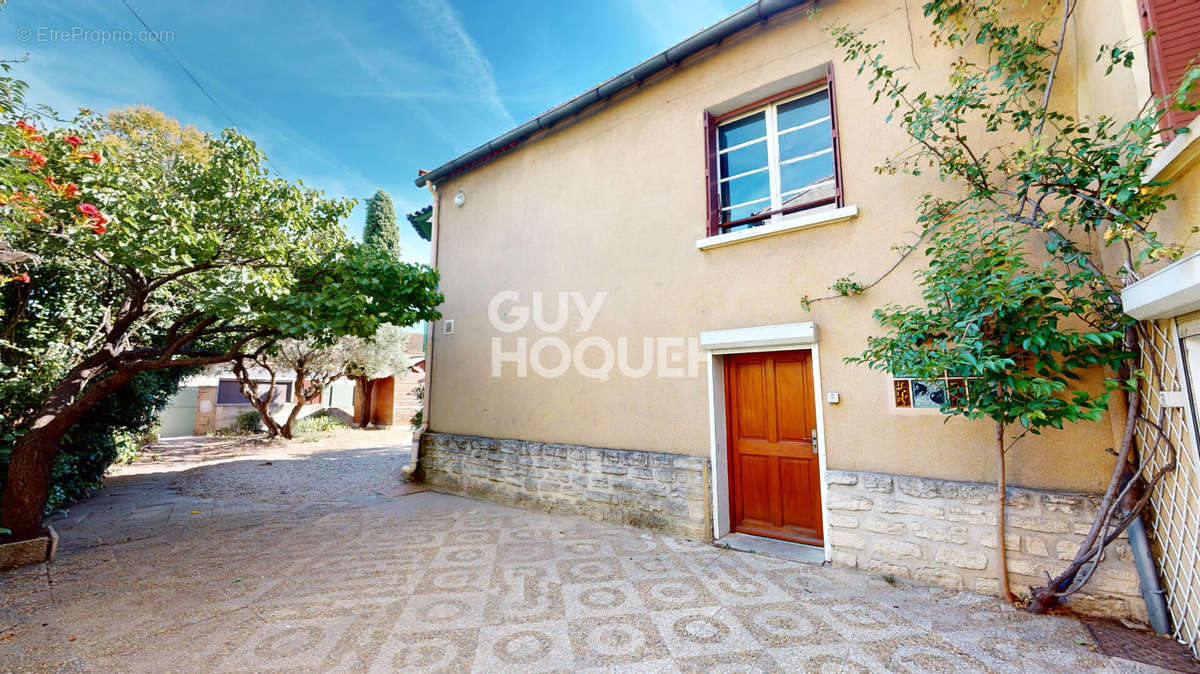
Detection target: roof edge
<box><xmin>414</xmin><ymin>0</ymin><xmax>815</xmax><ymax>187</ymax></box>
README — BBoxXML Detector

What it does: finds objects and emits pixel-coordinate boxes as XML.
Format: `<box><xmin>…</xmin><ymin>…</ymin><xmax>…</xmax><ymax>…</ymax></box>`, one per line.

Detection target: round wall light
<box><xmin>453</xmin><ymin>190</ymin><xmax>466</xmax><ymax>207</ymax></box>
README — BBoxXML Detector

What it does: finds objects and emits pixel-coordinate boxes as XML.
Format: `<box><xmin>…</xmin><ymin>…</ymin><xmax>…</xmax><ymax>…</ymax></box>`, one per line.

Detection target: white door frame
<box><xmin>701</xmin><ymin>323</ymin><xmax>830</xmax><ymax>560</ymax></box>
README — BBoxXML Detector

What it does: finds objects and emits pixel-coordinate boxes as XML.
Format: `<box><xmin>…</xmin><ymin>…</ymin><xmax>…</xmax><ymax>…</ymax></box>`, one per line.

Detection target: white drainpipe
<box><xmin>403</xmin><ymin>177</ymin><xmax>441</xmax><ymax>476</ymax></box>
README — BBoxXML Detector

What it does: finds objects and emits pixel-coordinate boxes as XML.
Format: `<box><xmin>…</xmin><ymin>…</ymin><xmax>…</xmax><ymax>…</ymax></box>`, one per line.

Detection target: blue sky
<box><xmin>0</xmin><ymin>0</ymin><xmax>747</xmax><ymax>263</ymax></box>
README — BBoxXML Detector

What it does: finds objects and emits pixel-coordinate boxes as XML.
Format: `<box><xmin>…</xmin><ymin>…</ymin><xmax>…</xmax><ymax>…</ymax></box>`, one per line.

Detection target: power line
<box><xmin>120</xmin><ymin>0</ymin><xmax>286</xmax><ymax>177</ymax></box>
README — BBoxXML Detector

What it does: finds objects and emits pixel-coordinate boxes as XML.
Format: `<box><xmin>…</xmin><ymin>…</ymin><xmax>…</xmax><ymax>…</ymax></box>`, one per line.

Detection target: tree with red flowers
<box><xmin>0</xmin><ymin>74</ymin><xmax>442</xmax><ymax>541</ymax></box>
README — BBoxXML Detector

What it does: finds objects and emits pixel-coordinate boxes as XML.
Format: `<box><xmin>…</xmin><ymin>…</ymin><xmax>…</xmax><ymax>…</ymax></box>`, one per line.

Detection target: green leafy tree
<box><xmin>823</xmin><ymin>0</ymin><xmax>1198</xmax><ymax>609</ymax></box>
<box><xmin>363</xmin><ymin>189</ymin><xmax>400</xmax><ymax>258</ymax></box>
<box><xmin>5</xmin><ymin>106</ymin><xmax>216</xmax><ymax>512</ymax></box>
<box><xmin>0</xmin><ymin>78</ymin><xmax>442</xmax><ymax>541</ymax></box>
<box><xmin>99</xmin><ymin>105</ymin><xmax>211</xmax><ymax>166</ymax></box>
<box><xmin>233</xmin><ymin>336</ymin><xmax>352</xmax><ymax>440</ymax></box>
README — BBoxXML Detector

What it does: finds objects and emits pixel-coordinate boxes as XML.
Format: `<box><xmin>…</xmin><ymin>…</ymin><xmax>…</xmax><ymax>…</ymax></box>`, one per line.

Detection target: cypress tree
<box><xmin>363</xmin><ymin>189</ymin><xmax>400</xmax><ymax>257</ymax></box>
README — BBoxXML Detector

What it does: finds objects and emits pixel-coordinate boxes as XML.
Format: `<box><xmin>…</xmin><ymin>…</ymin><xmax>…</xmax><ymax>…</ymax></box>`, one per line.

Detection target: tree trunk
<box><xmin>280</xmin><ymin>367</ymin><xmax>309</xmax><ymax>439</ymax></box>
<box><xmin>233</xmin><ymin>359</ymin><xmax>282</xmax><ymax>438</ymax></box>
<box><xmin>1</xmin><ymin>426</ymin><xmax>63</xmax><ymax>540</ymax></box>
<box><xmin>1030</xmin><ymin>327</ymin><xmax>1145</xmax><ymax>612</ymax></box>
<box><xmin>1</xmin><ymin>368</ymin><xmax>135</xmax><ymax>541</ymax></box>
<box><xmin>996</xmin><ymin>420</ymin><xmax>1016</xmax><ymax>603</ymax></box>
<box><xmin>358</xmin><ymin>376</ymin><xmax>373</xmax><ymax>429</ymax></box>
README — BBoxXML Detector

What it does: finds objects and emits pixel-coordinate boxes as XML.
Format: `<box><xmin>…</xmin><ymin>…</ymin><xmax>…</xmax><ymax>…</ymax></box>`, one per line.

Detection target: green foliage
<box><xmin>410</xmin><ymin>383</ymin><xmax>424</xmax><ymax>430</ymax></box>
<box><xmin>0</xmin><ymin>66</ymin><xmax>444</xmax><ymax>534</ymax></box>
<box><xmin>291</xmin><ymin>413</ymin><xmax>347</xmax><ymax>441</ymax></box>
<box><xmin>363</xmin><ymin>189</ymin><xmax>400</xmax><ymax>258</ymax></box>
<box><xmin>234</xmin><ymin>411</ymin><xmax>261</xmax><ymax>433</ymax></box>
<box><xmin>42</xmin><ymin>370</ymin><xmax>188</xmax><ymax>510</ymax></box>
<box><xmin>828</xmin><ymin>0</ymin><xmax>1199</xmax><ymax>433</ymax></box>
<box><xmin>850</xmin><ymin>219</ymin><xmax>1129</xmax><ymax>432</ymax></box>
<box><xmin>99</xmin><ymin>105</ymin><xmax>211</xmax><ymax>166</ymax></box>
<box><xmin>343</xmin><ymin>323</ymin><xmax>419</xmax><ymax>380</ymax></box>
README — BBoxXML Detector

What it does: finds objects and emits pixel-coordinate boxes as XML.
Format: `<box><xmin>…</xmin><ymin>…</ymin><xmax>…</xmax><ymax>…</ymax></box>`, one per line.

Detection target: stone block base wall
<box><xmin>824</xmin><ymin>469</ymin><xmax>1147</xmax><ymax>620</ymax></box>
<box><xmin>418</xmin><ymin>432</ymin><xmax>711</xmax><ymax>539</ymax></box>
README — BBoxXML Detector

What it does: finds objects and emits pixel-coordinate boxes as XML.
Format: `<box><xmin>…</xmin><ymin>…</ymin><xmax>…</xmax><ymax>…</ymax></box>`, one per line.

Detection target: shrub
<box><xmin>291</xmin><ymin>414</ymin><xmax>348</xmax><ymax>441</ymax></box>
<box><xmin>234</xmin><ymin>411</ymin><xmax>261</xmax><ymax>433</ymax></box>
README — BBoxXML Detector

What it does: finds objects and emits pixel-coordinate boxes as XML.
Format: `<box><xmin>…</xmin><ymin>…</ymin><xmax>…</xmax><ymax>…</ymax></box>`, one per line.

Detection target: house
<box><xmin>411</xmin><ymin>0</ymin><xmax>1200</xmax><ymax>650</ymax></box>
<box><xmin>159</xmin><ymin>332</ymin><xmax>427</xmax><ymax>436</ymax></box>
<box><xmin>158</xmin><ymin>368</ymin><xmax>357</xmax><ymax>437</ymax></box>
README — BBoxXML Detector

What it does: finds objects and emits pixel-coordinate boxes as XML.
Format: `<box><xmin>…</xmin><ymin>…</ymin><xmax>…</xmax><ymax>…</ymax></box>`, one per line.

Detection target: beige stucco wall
<box><xmin>426</xmin><ymin>0</ymin><xmax>1179</xmax><ymax>493</ymax></box>
<box><xmin>1071</xmin><ymin>0</ymin><xmax>1200</xmax><ymax>271</ymax></box>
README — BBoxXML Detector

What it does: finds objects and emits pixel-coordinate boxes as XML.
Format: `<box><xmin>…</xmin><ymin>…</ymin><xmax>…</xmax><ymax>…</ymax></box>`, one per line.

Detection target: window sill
<box><xmin>1121</xmin><ymin>249</ymin><xmax>1200</xmax><ymax>320</ymax></box>
<box><xmin>696</xmin><ymin>205</ymin><xmax>858</xmax><ymax>251</ymax></box>
<box><xmin>1143</xmin><ymin>130</ymin><xmax>1199</xmax><ymax>186</ymax></box>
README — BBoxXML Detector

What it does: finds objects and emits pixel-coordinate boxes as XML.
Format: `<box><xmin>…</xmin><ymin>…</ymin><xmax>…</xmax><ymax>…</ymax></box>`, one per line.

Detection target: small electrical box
<box><xmin>826</xmin><ymin>392</ymin><xmax>840</xmax><ymax>404</ymax></box>
<box><xmin>443</xmin><ymin>319</ymin><xmax>455</xmax><ymax>335</ymax></box>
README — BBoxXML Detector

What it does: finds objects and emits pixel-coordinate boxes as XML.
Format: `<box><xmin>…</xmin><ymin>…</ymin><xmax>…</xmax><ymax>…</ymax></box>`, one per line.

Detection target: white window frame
<box><xmin>715</xmin><ymin>86</ymin><xmax>835</xmax><ymax>229</ymax></box>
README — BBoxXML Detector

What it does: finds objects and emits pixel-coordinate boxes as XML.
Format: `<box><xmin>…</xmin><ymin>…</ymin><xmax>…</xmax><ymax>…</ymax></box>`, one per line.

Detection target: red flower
<box><xmin>11</xmin><ymin>148</ymin><xmax>46</xmax><ymax>169</ymax></box>
<box><xmin>15</xmin><ymin>120</ymin><xmax>44</xmax><ymax>142</ymax></box>
<box><xmin>81</xmin><ymin>151</ymin><xmax>101</xmax><ymax>164</ymax></box>
<box><xmin>63</xmin><ymin>135</ymin><xmax>83</xmax><ymax>148</ymax></box>
<box><xmin>77</xmin><ymin>202</ymin><xmax>109</xmax><ymax>233</ymax></box>
<box><xmin>16</xmin><ymin>273</ymin><xmax>29</xmax><ymax>283</ymax></box>
<box><xmin>62</xmin><ymin>182</ymin><xmax>79</xmax><ymax>198</ymax></box>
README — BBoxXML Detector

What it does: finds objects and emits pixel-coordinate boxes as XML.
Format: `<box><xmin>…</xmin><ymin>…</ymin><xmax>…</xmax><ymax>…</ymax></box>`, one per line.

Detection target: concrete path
<box><xmin>0</xmin><ymin>431</ymin><xmax>1165</xmax><ymax>672</ymax></box>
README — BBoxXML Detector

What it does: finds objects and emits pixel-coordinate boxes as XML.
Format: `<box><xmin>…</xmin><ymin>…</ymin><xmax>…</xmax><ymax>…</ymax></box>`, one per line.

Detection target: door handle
<box><xmin>810</xmin><ymin>429</ymin><xmax>819</xmax><ymax>455</ymax></box>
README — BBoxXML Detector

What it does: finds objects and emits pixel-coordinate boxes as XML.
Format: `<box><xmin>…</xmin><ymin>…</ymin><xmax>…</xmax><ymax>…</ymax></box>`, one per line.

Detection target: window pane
<box><xmin>720</xmin><ymin>171</ymin><xmax>770</xmax><ymax>207</ymax></box>
<box><xmin>777</xmin><ymin>121</ymin><xmax>832</xmax><ymax>162</ymax></box>
<box><xmin>780</xmin><ymin>153</ymin><xmax>835</xmax><ymax>196</ymax></box>
<box><xmin>717</xmin><ymin>111</ymin><xmax>766</xmax><ymax>149</ymax></box>
<box><xmin>912</xmin><ymin>380</ymin><xmax>946</xmax><ymax>408</ymax></box>
<box><xmin>215</xmin><ymin>379</ymin><xmax>289</xmax><ymax>405</ymax></box>
<box><xmin>719</xmin><ymin>140</ymin><xmax>767</xmax><ymax>178</ymax></box>
<box><xmin>722</xmin><ymin>198</ymin><xmax>772</xmax><ymax>223</ymax></box>
<box><xmin>216</xmin><ymin>380</ymin><xmax>248</xmax><ymax>405</ymax></box>
<box><xmin>777</xmin><ymin>89</ymin><xmax>829</xmax><ymax>131</ymax></box>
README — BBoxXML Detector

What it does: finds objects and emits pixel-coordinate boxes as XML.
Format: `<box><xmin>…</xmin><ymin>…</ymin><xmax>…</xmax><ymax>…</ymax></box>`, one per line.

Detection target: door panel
<box><xmin>736</xmin><ymin>360</ymin><xmax>769</xmax><ymax>440</ymax></box>
<box><xmin>774</xmin><ymin>358</ymin><xmax>812</xmax><ymax>442</ymax></box>
<box><xmin>737</xmin><ymin>454</ymin><xmax>778</xmax><ymax>528</ymax></box>
<box><xmin>727</xmin><ymin>350</ymin><xmax>823</xmax><ymax>545</ymax></box>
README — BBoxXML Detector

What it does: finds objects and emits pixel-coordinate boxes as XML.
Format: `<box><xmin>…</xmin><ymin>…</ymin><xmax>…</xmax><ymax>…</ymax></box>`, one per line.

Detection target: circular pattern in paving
<box><xmin>493</xmin><ymin>630</ymin><xmax>553</xmax><ymax>664</ymax></box>
<box><xmin>579</xmin><ymin>586</ymin><xmax>628</xmax><ymax>610</ymax></box>
<box><xmin>585</xmin><ymin>621</ymin><xmax>646</xmax><ymax>657</ymax></box>
<box><xmin>672</xmin><ymin>614</ymin><xmax>730</xmax><ymax>644</ymax></box>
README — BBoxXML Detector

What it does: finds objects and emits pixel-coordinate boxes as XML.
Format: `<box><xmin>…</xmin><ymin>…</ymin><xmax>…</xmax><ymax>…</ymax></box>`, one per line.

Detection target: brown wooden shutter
<box><xmin>1140</xmin><ymin>0</ymin><xmax>1200</xmax><ymax>136</ymax></box>
<box><xmin>826</xmin><ymin>62</ymin><xmax>844</xmax><ymax>207</ymax></box>
<box><xmin>704</xmin><ymin>111</ymin><xmax>721</xmax><ymax>237</ymax></box>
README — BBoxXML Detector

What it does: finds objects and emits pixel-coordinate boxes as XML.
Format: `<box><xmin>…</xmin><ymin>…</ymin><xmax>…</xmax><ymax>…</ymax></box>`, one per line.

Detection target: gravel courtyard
<box><xmin>0</xmin><ymin>430</ymin><xmax>1169</xmax><ymax>672</ymax></box>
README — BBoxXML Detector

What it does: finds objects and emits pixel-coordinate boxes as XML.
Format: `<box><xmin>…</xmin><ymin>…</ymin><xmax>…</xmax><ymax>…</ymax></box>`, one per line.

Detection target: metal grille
<box><xmin>1136</xmin><ymin>319</ymin><xmax>1200</xmax><ymax>659</ymax></box>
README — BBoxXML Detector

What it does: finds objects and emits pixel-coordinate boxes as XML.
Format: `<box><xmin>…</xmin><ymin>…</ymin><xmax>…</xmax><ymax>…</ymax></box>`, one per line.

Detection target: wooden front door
<box><xmin>726</xmin><ymin>350</ymin><xmax>823</xmax><ymax>545</ymax></box>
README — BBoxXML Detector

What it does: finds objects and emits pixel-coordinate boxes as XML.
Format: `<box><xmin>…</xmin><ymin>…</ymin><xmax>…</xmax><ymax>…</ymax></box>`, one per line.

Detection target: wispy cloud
<box><xmin>323</xmin><ymin>23</ymin><xmax>466</xmax><ymax>154</ymax></box>
<box><xmin>412</xmin><ymin>0</ymin><xmax>515</xmax><ymax>130</ymax></box>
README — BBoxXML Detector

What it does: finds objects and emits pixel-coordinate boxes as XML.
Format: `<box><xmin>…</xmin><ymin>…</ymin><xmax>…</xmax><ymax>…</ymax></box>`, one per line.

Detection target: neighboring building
<box><xmin>158</xmin><ymin>368</ymin><xmax>356</xmax><ymax>437</ymax></box>
<box><xmin>412</xmin><ymin>0</ymin><xmax>1198</xmax><ymax>645</ymax></box>
<box><xmin>352</xmin><ymin>331</ymin><xmax>427</xmax><ymax>428</ymax></box>
<box><xmin>157</xmin><ymin>331</ymin><xmax>428</xmax><ymax>436</ymax></box>
<box><xmin>1116</xmin><ymin>0</ymin><xmax>1200</xmax><ymax>653</ymax></box>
